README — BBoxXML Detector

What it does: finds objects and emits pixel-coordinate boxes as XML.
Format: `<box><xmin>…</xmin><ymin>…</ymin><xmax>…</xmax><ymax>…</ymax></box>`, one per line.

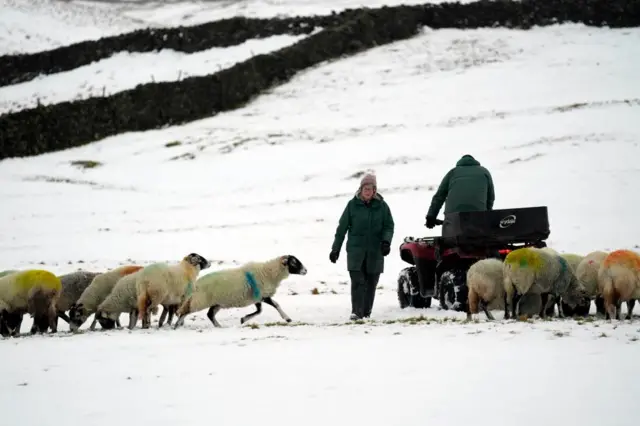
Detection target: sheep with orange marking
<box><xmin>0</xmin><ymin>269</ymin><xmax>62</xmax><ymax>337</ymax></box>
<box><xmin>68</xmin><ymin>265</ymin><xmax>143</xmax><ymax>331</ymax></box>
<box><xmin>466</xmin><ymin>258</ymin><xmax>504</xmax><ymax>321</ymax></box>
<box><xmin>136</xmin><ymin>253</ymin><xmax>211</xmax><ymax>329</ymax></box>
<box><xmin>599</xmin><ymin>249</ymin><xmax>640</xmax><ymax>320</ymax></box>
<box><xmin>503</xmin><ymin>247</ymin><xmax>588</xmax><ymax>319</ymax></box>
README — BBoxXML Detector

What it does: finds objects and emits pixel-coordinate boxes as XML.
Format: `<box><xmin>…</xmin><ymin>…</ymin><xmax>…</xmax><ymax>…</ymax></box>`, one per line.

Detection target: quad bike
<box><xmin>397</xmin><ymin>206</ymin><xmax>551</xmax><ymax>313</ymax></box>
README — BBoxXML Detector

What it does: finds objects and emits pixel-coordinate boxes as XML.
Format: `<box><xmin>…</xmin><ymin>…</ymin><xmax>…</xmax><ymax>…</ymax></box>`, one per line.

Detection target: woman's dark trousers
<box><xmin>349</xmin><ymin>259</ymin><xmax>380</xmax><ymax>318</ymax></box>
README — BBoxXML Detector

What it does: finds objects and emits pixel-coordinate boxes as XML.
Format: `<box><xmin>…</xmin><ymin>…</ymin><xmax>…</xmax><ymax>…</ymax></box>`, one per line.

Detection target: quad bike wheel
<box><xmin>397</xmin><ymin>266</ymin><xmax>432</xmax><ymax>309</ymax></box>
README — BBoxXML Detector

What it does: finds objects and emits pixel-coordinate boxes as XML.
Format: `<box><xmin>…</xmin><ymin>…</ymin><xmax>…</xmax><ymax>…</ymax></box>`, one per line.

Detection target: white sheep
<box><xmin>96</xmin><ymin>270</ymin><xmax>174</xmax><ymax>329</ymax></box>
<box><xmin>0</xmin><ymin>269</ymin><xmax>62</xmax><ymax>336</ymax></box>
<box><xmin>466</xmin><ymin>258</ymin><xmax>504</xmax><ymax>321</ymax></box>
<box><xmin>56</xmin><ymin>270</ymin><xmax>102</xmax><ymax>324</ymax></box>
<box><xmin>136</xmin><ymin>253</ymin><xmax>211</xmax><ymax>329</ymax></box>
<box><xmin>599</xmin><ymin>249</ymin><xmax>640</xmax><ymax>320</ymax></box>
<box><xmin>503</xmin><ymin>247</ymin><xmax>588</xmax><ymax>319</ymax></box>
<box><xmin>578</xmin><ymin>251</ymin><xmax>609</xmax><ymax>298</ymax></box>
<box><xmin>174</xmin><ymin>254</ymin><xmax>307</xmax><ymax>328</ymax></box>
<box><xmin>68</xmin><ymin>265</ymin><xmax>143</xmax><ymax>331</ymax></box>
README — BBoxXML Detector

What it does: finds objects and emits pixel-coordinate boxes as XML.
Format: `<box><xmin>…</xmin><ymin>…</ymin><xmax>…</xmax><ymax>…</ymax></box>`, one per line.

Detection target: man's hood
<box><xmin>456</xmin><ymin>154</ymin><xmax>480</xmax><ymax>167</ymax></box>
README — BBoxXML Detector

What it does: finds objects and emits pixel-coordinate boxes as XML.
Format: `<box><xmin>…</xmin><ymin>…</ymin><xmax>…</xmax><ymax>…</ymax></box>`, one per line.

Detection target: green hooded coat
<box><xmin>331</xmin><ymin>192</ymin><xmax>394</xmax><ymax>274</ymax></box>
<box><xmin>427</xmin><ymin>154</ymin><xmax>495</xmax><ymax>217</ymax></box>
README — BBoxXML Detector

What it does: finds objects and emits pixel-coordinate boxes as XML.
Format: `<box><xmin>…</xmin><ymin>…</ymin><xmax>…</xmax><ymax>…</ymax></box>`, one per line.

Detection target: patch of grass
<box><xmin>552</xmin><ymin>330</ymin><xmax>569</xmax><ymax>338</ymax></box>
<box><xmin>311</xmin><ymin>288</ymin><xmax>320</xmax><ymax>295</ymax></box>
<box><xmin>263</xmin><ymin>321</ymin><xmax>311</xmax><ymax>327</ymax></box>
<box><xmin>598</xmin><ymin>332</ymin><xmax>608</xmax><ymax>338</ymax></box>
<box><xmin>70</xmin><ymin>160</ymin><xmax>102</xmax><ymax>169</ymax></box>
<box><xmin>629</xmin><ymin>336</ymin><xmax>638</xmax><ymax>342</ymax></box>
<box><xmin>165</xmin><ymin>140</ymin><xmax>182</xmax><ymax>148</ymax></box>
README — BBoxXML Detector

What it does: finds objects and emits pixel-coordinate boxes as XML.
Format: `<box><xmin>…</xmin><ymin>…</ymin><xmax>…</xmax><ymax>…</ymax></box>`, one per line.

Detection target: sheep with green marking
<box><xmin>0</xmin><ymin>269</ymin><xmax>62</xmax><ymax>336</ymax></box>
<box><xmin>503</xmin><ymin>247</ymin><xmax>588</xmax><ymax>319</ymax></box>
<box><xmin>174</xmin><ymin>255</ymin><xmax>307</xmax><ymax>328</ymax></box>
<box><xmin>136</xmin><ymin>253</ymin><xmax>211</xmax><ymax>329</ymax></box>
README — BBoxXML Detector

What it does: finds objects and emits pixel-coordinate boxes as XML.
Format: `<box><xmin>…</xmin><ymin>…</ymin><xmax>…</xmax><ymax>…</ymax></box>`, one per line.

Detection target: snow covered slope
<box><xmin>1</xmin><ymin>2</ymin><xmax>640</xmax><ymax>425</ymax></box>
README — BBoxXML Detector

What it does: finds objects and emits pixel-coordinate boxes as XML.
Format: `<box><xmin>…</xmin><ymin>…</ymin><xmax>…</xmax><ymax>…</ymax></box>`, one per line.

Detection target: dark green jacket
<box><xmin>427</xmin><ymin>155</ymin><xmax>495</xmax><ymax>217</ymax></box>
<box><xmin>331</xmin><ymin>193</ymin><xmax>394</xmax><ymax>274</ymax></box>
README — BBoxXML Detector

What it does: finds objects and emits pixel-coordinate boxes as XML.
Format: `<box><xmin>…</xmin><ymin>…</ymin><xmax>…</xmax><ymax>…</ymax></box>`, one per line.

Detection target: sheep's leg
<box><xmin>263</xmin><ymin>297</ymin><xmax>292</xmax><ymax>323</ymax></box>
<box><xmin>241</xmin><ymin>303</ymin><xmax>262</xmax><ymax>325</ymax></box>
<box><xmin>503</xmin><ymin>292</ymin><xmax>510</xmax><ymax>320</ymax></box>
<box><xmin>115</xmin><ymin>317</ymin><xmax>121</xmax><ymax>328</ymax></box>
<box><xmin>89</xmin><ymin>316</ymin><xmax>98</xmax><ymax>331</ymax></box>
<box><xmin>481</xmin><ymin>300</ymin><xmax>494</xmax><ymax>320</ymax></box>
<box><xmin>166</xmin><ymin>305</ymin><xmax>176</xmax><ymax>326</ymax></box>
<box><xmin>626</xmin><ymin>300</ymin><xmax>635</xmax><ymax>320</ymax></box>
<box><xmin>556</xmin><ymin>297</ymin><xmax>565</xmax><ymax>318</ymax></box>
<box><xmin>206</xmin><ymin>305</ymin><xmax>222</xmax><ymax>327</ymax></box>
<box><xmin>173</xmin><ymin>314</ymin><xmax>186</xmax><ymax>329</ymax></box>
<box><xmin>158</xmin><ymin>306</ymin><xmax>168</xmax><ymax>328</ymax></box>
<box><xmin>128</xmin><ymin>310</ymin><xmax>137</xmax><ymax>330</ymax></box>
<box><xmin>540</xmin><ymin>294</ymin><xmax>554</xmax><ymax>319</ymax></box>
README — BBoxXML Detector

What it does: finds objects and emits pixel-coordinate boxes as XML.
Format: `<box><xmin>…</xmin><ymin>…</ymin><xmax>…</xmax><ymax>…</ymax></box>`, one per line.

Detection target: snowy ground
<box><xmin>1</xmin><ymin>1</ymin><xmax>640</xmax><ymax>425</ymax></box>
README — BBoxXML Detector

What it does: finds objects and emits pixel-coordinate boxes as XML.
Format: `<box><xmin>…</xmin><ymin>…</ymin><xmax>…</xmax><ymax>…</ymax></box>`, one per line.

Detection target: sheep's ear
<box><xmin>280</xmin><ymin>256</ymin><xmax>289</xmax><ymax>265</ymax></box>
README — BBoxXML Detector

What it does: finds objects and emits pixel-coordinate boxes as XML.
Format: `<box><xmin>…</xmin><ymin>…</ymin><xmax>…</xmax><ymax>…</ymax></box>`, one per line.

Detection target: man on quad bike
<box><xmin>425</xmin><ymin>154</ymin><xmax>495</xmax><ymax>228</ymax></box>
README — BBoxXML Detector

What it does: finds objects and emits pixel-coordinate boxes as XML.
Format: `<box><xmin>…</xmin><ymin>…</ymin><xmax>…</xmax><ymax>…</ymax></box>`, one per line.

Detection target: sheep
<box><xmin>560</xmin><ymin>253</ymin><xmax>584</xmax><ymax>272</ymax></box>
<box><xmin>174</xmin><ymin>254</ymin><xmax>307</xmax><ymax>329</ymax></box>
<box><xmin>503</xmin><ymin>247</ymin><xmax>588</xmax><ymax>320</ymax></box>
<box><xmin>56</xmin><ymin>270</ymin><xmax>102</xmax><ymax>324</ymax></box>
<box><xmin>136</xmin><ymin>253</ymin><xmax>211</xmax><ymax>329</ymax></box>
<box><xmin>466</xmin><ymin>258</ymin><xmax>504</xmax><ymax>321</ymax></box>
<box><xmin>573</xmin><ymin>251</ymin><xmax>609</xmax><ymax>314</ymax></box>
<box><xmin>95</xmin><ymin>270</ymin><xmax>172</xmax><ymax>329</ymax></box>
<box><xmin>68</xmin><ymin>265</ymin><xmax>143</xmax><ymax>332</ymax></box>
<box><xmin>599</xmin><ymin>249</ymin><xmax>640</xmax><ymax>320</ymax></box>
<box><xmin>0</xmin><ymin>269</ymin><xmax>62</xmax><ymax>336</ymax></box>
<box><xmin>557</xmin><ymin>253</ymin><xmax>591</xmax><ymax>317</ymax></box>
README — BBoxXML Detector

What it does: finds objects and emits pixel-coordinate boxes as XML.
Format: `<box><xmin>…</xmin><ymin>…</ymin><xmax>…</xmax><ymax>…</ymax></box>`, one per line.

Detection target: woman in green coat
<box><xmin>330</xmin><ymin>173</ymin><xmax>395</xmax><ymax>320</ymax></box>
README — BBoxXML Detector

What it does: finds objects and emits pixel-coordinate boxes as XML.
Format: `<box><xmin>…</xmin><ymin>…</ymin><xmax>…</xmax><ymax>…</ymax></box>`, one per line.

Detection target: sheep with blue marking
<box><xmin>0</xmin><ymin>269</ymin><xmax>62</xmax><ymax>336</ymax></box>
<box><xmin>68</xmin><ymin>265</ymin><xmax>143</xmax><ymax>331</ymax></box>
<box><xmin>56</xmin><ymin>270</ymin><xmax>102</xmax><ymax>325</ymax></box>
<box><xmin>136</xmin><ymin>253</ymin><xmax>211</xmax><ymax>329</ymax></box>
<box><xmin>96</xmin><ymin>269</ymin><xmax>174</xmax><ymax>329</ymax></box>
<box><xmin>503</xmin><ymin>247</ymin><xmax>588</xmax><ymax>319</ymax></box>
<box><xmin>174</xmin><ymin>255</ymin><xmax>307</xmax><ymax>328</ymax></box>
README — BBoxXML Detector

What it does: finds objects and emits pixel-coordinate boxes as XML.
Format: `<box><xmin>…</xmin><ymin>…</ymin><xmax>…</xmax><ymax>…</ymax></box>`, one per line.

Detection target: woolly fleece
<box><xmin>57</xmin><ymin>271</ymin><xmax>102</xmax><ymax>312</ymax></box>
<box><xmin>503</xmin><ymin>248</ymin><xmax>585</xmax><ymax>315</ymax></box>
<box><xmin>576</xmin><ymin>251</ymin><xmax>608</xmax><ymax>297</ymax></box>
<box><xmin>178</xmin><ymin>256</ymin><xmax>291</xmax><ymax>315</ymax></box>
<box><xmin>0</xmin><ymin>269</ymin><xmax>61</xmax><ymax>312</ymax></box>
<box><xmin>466</xmin><ymin>258</ymin><xmax>505</xmax><ymax>314</ymax></box>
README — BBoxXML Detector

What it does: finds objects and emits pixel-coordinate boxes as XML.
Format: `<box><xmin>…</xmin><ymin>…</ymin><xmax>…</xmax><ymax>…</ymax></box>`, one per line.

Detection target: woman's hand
<box><xmin>381</xmin><ymin>241</ymin><xmax>390</xmax><ymax>256</ymax></box>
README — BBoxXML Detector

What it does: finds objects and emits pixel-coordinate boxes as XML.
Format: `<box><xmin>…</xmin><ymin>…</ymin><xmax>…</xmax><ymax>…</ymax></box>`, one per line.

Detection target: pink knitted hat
<box><xmin>360</xmin><ymin>173</ymin><xmax>377</xmax><ymax>189</ymax></box>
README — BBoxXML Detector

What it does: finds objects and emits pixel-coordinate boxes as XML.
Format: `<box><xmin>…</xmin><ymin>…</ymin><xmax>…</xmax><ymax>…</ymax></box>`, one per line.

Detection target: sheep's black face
<box><xmin>283</xmin><ymin>255</ymin><xmax>307</xmax><ymax>275</ymax></box>
<box><xmin>186</xmin><ymin>253</ymin><xmax>211</xmax><ymax>270</ymax></box>
<box><xmin>0</xmin><ymin>310</ymin><xmax>23</xmax><ymax>337</ymax></box>
<box><xmin>68</xmin><ymin>303</ymin><xmax>88</xmax><ymax>331</ymax></box>
<box><xmin>94</xmin><ymin>311</ymin><xmax>117</xmax><ymax>330</ymax></box>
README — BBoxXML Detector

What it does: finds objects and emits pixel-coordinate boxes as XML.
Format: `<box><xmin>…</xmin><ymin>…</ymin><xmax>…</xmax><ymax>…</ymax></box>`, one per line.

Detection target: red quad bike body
<box><xmin>397</xmin><ymin>207</ymin><xmax>553</xmax><ymax>313</ymax></box>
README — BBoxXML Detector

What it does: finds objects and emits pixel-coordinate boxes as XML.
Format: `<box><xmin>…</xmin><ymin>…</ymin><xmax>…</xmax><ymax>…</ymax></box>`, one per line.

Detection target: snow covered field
<box><xmin>1</xmin><ymin>1</ymin><xmax>640</xmax><ymax>425</ymax></box>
